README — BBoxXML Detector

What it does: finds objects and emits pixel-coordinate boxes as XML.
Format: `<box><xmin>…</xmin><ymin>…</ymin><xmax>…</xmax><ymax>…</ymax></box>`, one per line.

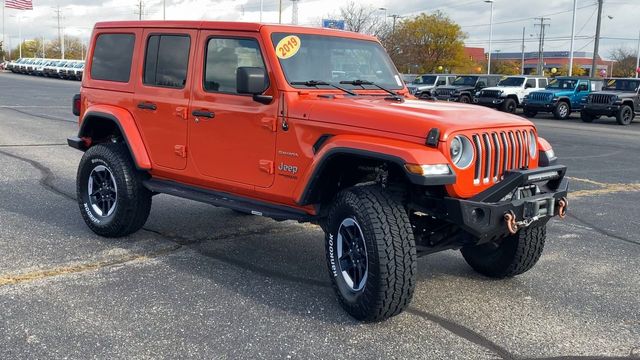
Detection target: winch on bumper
<box><xmin>439</xmin><ymin>165</ymin><xmax>568</xmax><ymax>243</ymax></box>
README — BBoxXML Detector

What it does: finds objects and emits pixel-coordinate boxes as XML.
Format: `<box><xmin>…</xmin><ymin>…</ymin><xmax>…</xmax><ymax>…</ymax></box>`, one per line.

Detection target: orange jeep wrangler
<box><xmin>68</xmin><ymin>21</ymin><xmax>568</xmax><ymax>321</ymax></box>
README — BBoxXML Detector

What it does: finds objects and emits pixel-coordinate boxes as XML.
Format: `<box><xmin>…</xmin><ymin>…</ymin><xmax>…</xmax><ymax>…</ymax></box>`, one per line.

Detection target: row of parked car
<box><xmin>5</xmin><ymin>58</ymin><xmax>85</xmax><ymax>81</ymax></box>
<box><xmin>405</xmin><ymin>74</ymin><xmax>640</xmax><ymax>125</ymax></box>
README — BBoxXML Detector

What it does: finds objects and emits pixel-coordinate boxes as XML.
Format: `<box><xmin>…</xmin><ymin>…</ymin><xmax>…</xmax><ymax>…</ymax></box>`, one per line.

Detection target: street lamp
<box><xmin>485</xmin><ymin>0</ymin><xmax>494</xmax><ymax>74</ymax></box>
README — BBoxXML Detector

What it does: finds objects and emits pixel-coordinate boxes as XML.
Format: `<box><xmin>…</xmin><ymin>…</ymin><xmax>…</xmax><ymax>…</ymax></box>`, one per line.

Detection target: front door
<box><xmin>188</xmin><ymin>31</ymin><xmax>278</xmax><ymax>188</ymax></box>
<box><xmin>134</xmin><ymin>29</ymin><xmax>197</xmax><ymax>170</ymax></box>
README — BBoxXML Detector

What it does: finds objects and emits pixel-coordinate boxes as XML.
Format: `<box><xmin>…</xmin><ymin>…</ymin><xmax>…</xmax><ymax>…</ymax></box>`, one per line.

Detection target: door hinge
<box><xmin>174</xmin><ymin>145</ymin><xmax>187</xmax><ymax>158</ymax></box>
<box><xmin>261</xmin><ymin>117</ymin><xmax>277</xmax><ymax>132</ymax></box>
<box><xmin>259</xmin><ymin>160</ymin><xmax>274</xmax><ymax>174</ymax></box>
<box><xmin>175</xmin><ymin>106</ymin><xmax>188</xmax><ymax>120</ymax></box>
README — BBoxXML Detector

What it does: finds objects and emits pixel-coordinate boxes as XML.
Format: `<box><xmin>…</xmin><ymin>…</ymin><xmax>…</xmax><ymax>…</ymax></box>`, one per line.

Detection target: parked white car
<box><xmin>407</xmin><ymin>74</ymin><xmax>457</xmax><ymax>99</ymax></box>
<box><xmin>473</xmin><ymin>76</ymin><xmax>548</xmax><ymax>113</ymax></box>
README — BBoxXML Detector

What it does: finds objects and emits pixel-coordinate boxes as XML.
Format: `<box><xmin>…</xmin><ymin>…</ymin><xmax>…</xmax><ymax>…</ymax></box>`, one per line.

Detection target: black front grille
<box><xmin>590</xmin><ymin>94</ymin><xmax>615</xmax><ymax>104</ymax></box>
<box><xmin>437</xmin><ymin>88</ymin><xmax>454</xmax><ymax>96</ymax></box>
<box><xmin>471</xmin><ymin>129</ymin><xmax>532</xmax><ymax>185</ymax></box>
<box><xmin>480</xmin><ymin>90</ymin><xmax>502</xmax><ymax>98</ymax></box>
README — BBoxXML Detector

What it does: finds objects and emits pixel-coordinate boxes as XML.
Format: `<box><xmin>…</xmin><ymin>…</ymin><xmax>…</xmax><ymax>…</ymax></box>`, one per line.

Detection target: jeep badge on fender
<box><xmin>67</xmin><ymin>20</ymin><xmax>568</xmax><ymax>322</ymax></box>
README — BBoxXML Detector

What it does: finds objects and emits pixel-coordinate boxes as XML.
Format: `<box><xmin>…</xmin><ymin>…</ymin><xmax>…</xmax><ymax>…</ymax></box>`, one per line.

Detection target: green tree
<box><xmin>383</xmin><ymin>12</ymin><xmax>468</xmax><ymax>74</ymax></box>
<box><xmin>46</xmin><ymin>37</ymin><xmax>85</xmax><ymax>60</ymax></box>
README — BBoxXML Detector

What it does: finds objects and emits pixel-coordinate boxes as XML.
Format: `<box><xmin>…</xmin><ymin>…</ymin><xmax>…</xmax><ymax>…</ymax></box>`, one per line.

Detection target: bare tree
<box><xmin>339</xmin><ymin>2</ymin><xmax>390</xmax><ymax>39</ymax></box>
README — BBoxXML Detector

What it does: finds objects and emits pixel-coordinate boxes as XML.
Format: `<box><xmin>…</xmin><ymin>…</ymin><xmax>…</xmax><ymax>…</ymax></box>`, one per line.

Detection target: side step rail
<box><xmin>143</xmin><ymin>179</ymin><xmax>313</xmax><ymax>222</ymax></box>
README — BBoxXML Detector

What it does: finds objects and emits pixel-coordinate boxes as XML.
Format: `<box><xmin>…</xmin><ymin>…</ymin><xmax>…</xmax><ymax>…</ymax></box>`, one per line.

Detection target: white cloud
<box><xmin>2</xmin><ymin>0</ymin><xmax>638</xmax><ymax>59</ymax></box>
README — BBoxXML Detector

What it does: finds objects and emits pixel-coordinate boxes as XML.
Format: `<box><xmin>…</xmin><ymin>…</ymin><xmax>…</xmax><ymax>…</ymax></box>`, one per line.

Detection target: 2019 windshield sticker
<box><xmin>276</xmin><ymin>35</ymin><xmax>301</xmax><ymax>59</ymax></box>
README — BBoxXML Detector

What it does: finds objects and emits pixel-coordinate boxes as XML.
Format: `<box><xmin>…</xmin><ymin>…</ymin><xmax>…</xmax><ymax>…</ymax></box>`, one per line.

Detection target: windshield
<box><xmin>603</xmin><ymin>79</ymin><xmax>640</xmax><ymax>92</ymax></box>
<box><xmin>413</xmin><ymin>75</ymin><xmax>437</xmax><ymax>85</ymax></box>
<box><xmin>272</xmin><ymin>33</ymin><xmax>403</xmax><ymax>90</ymax></box>
<box><xmin>498</xmin><ymin>77</ymin><xmax>525</xmax><ymax>87</ymax></box>
<box><xmin>452</xmin><ymin>76</ymin><xmax>478</xmax><ymax>86</ymax></box>
<box><xmin>547</xmin><ymin>78</ymin><xmax>577</xmax><ymax>90</ymax></box>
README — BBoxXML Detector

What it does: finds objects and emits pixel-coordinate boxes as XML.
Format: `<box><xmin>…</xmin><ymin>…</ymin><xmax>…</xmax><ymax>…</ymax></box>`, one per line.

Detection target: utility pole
<box><xmin>388</xmin><ymin>14</ymin><xmax>402</xmax><ymax>35</ymax></box>
<box><xmin>137</xmin><ymin>1</ymin><xmax>144</xmax><ymax>21</ymax></box>
<box><xmin>591</xmin><ymin>0</ymin><xmax>603</xmax><ymax>77</ymax></box>
<box><xmin>485</xmin><ymin>0</ymin><xmax>494</xmax><ymax>74</ymax></box>
<box><xmin>278</xmin><ymin>0</ymin><xmax>282</xmax><ymax>24</ymax></box>
<box><xmin>163</xmin><ymin>0</ymin><xmax>166</xmax><ymax>20</ymax></box>
<box><xmin>55</xmin><ymin>6</ymin><xmax>65</xmax><ymax>59</ymax></box>
<box><xmin>568</xmin><ymin>0</ymin><xmax>577</xmax><ymax>76</ymax></box>
<box><xmin>521</xmin><ymin>27</ymin><xmax>525</xmax><ymax>75</ymax></box>
<box><xmin>42</xmin><ymin>35</ymin><xmax>45</xmax><ymax>58</ymax></box>
<box><xmin>259</xmin><ymin>0</ymin><xmax>263</xmax><ymax>22</ymax></box>
<box><xmin>2</xmin><ymin>0</ymin><xmax>5</xmax><ymax>61</ymax></box>
<box><xmin>290</xmin><ymin>0</ymin><xmax>299</xmax><ymax>25</ymax></box>
<box><xmin>534</xmin><ymin>17</ymin><xmax>550</xmax><ymax>76</ymax></box>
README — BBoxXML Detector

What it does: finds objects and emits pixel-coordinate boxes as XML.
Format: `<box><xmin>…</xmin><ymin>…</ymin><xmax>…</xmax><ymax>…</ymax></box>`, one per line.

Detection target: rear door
<box><xmin>133</xmin><ymin>29</ymin><xmax>197</xmax><ymax>170</ymax></box>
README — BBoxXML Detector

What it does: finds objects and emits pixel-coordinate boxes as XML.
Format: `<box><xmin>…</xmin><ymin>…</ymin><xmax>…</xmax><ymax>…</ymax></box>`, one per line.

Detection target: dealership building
<box><xmin>491</xmin><ymin>51</ymin><xmax>613</xmax><ymax>75</ymax></box>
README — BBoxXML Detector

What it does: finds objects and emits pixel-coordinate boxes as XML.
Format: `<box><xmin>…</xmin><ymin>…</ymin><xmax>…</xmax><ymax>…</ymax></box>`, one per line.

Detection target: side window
<box><xmin>488</xmin><ymin>77</ymin><xmax>499</xmax><ymax>87</ymax></box>
<box><xmin>526</xmin><ymin>78</ymin><xmax>536</xmax><ymax>88</ymax></box>
<box><xmin>204</xmin><ymin>37</ymin><xmax>266</xmax><ymax>94</ymax></box>
<box><xmin>144</xmin><ymin>35</ymin><xmax>191</xmax><ymax>88</ymax></box>
<box><xmin>539</xmin><ymin>78</ymin><xmax>547</xmax><ymax>87</ymax></box>
<box><xmin>91</xmin><ymin>33</ymin><xmax>135</xmax><ymax>82</ymax></box>
<box><xmin>476</xmin><ymin>77</ymin><xmax>487</xmax><ymax>88</ymax></box>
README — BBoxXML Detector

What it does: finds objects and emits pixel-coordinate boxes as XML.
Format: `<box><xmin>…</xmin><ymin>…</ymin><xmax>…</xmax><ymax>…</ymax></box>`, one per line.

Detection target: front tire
<box><xmin>324</xmin><ymin>186</ymin><xmax>417</xmax><ymax>321</ymax></box>
<box><xmin>459</xmin><ymin>95</ymin><xmax>471</xmax><ymax>104</ymax></box>
<box><xmin>616</xmin><ymin>105</ymin><xmax>633</xmax><ymax>125</ymax></box>
<box><xmin>461</xmin><ymin>225</ymin><xmax>546</xmax><ymax>278</ymax></box>
<box><xmin>77</xmin><ymin>142</ymin><xmax>152</xmax><ymax>237</ymax></box>
<box><xmin>581</xmin><ymin>111</ymin><xmax>594</xmax><ymax>123</ymax></box>
<box><xmin>523</xmin><ymin>109</ymin><xmax>537</xmax><ymax>118</ymax></box>
<box><xmin>501</xmin><ymin>98</ymin><xmax>517</xmax><ymax>113</ymax></box>
<box><xmin>553</xmin><ymin>101</ymin><xmax>571</xmax><ymax>120</ymax></box>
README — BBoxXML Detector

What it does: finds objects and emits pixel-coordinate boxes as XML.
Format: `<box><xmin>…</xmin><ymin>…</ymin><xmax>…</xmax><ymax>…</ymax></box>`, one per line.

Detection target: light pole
<box><xmin>485</xmin><ymin>0</ymin><xmax>494</xmax><ymax>74</ymax></box>
<box><xmin>568</xmin><ymin>0</ymin><xmax>577</xmax><ymax>76</ymax></box>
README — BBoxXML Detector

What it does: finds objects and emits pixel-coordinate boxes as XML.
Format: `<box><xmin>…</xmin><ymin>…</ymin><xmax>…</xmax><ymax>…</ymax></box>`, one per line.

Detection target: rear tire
<box><xmin>501</xmin><ymin>98</ymin><xmax>517</xmax><ymax>113</ymax></box>
<box><xmin>581</xmin><ymin>111</ymin><xmax>594</xmax><ymax>123</ymax></box>
<box><xmin>553</xmin><ymin>101</ymin><xmax>571</xmax><ymax>120</ymax></box>
<box><xmin>324</xmin><ymin>186</ymin><xmax>416</xmax><ymax>321</ymax></box>
<box><xmin>77</xmin><ymin>142</ymin><xmax>152</xmax><ymax>237</ymax></box>
<box><xmin>461</xmin><ymin>225</ymin><xmax>546</xmax><ymax>278</ymax></box>
<box><xmin>616</xmin><ymin>105</ymin><xmax>633</xmax><ymax>125</ymax></box>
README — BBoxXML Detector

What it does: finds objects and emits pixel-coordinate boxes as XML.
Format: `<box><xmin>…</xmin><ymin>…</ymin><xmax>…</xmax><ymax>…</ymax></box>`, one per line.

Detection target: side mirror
<box><xmin>525</xmin><ymin>83</ymin><xmax>533</xmax><ymax>89</ymax></box>
<box><xmin>237</xmin><ymin>67</ymin><xmax>272</xmax><ymax>104</ymax></box>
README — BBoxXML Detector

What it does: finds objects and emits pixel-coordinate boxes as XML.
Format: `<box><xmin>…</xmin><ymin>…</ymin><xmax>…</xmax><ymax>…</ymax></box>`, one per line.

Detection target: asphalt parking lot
<box><xmin>0</xmin><ymin>72</ymin><xmax>638</xmax><ymax>359</ymax></box>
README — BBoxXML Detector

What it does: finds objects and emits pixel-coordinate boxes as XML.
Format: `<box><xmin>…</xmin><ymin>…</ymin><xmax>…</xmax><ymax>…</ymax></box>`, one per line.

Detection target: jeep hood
<box><xmin>295</xmin><ymin>96</ymin><xmax>533</xmax><ymax>142</ymax></box>
<box><xmin>596</xmin><ymin>91</ymin><xmax>637</xmax><ymax>97</ymax></box>
<box><xmin>533</xmin><ymin>89</ymin><xmax>573</xmax><ymax>96</ymax></box>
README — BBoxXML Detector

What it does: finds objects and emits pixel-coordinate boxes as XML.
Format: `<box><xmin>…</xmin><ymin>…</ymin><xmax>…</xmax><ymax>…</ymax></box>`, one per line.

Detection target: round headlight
<box><xmin>529</xmin><ymin>131</ymin><xmax>537</xmax><ymax>158</ymax></box>
<box><xmin>450</xmin><ymin>136</ymin><xmax>474</xmax><ymax>169</ymax></box>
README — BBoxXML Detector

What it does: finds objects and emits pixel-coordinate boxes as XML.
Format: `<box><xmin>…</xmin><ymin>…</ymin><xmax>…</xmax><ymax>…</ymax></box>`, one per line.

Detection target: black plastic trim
<box><xmin>312</xmin><ymin>134</ymin><xmax>333</xmax><ymax>154</ymax></box>
<box><xmin>298</xmin><ymin>147</ymin><xmax>456</xmax><ymax>205</ymax></box>
<box><xmin>67</xmin><ymin>136</ymin><xmax>85</xmax><ymax>150</ymax></box>
<box><xmin>144</xmin><ymin>178</ymin><xmax>313</xmax><ymax>222</ymax></box>
<box><xmin>73</xmin><ymin>111</ymin><xmax>145</xmax><ymax>170</ymax></box>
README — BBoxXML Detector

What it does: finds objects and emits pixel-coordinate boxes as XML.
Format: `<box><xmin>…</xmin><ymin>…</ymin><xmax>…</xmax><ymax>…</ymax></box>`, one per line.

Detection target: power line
<box><xmin>459</xmin><ymin>2</ymin><xmax>597</xmax><ymax>28</ymax></box>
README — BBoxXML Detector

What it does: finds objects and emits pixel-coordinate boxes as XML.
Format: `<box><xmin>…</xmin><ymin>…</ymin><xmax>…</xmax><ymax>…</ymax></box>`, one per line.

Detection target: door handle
<box><xmin>137</xmin><ymin>102</ymin><xmax>157</xmax><ymax>111</ymax></box>
<box><xmin>192</xmin><ymin>110</ymin><xmax>215</xmax><ymax>119</ymax></box>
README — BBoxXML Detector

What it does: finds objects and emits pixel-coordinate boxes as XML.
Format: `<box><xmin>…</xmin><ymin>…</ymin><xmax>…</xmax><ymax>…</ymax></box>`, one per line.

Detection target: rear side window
<box><xmin>144</xmin><ymin>35</ymin><xmax>191</xmax><ymax>88</ymax></box>
<box><xmin>526</xmin><ymin>78</ymin><xmax>537</xmax><ymax>88</ymax></box>
<box><xmin>539</xmin><ymin>78</ymin><xmax>548</xmax><ymax>87</ymax></box>
<box><xmin>91</xmin><ymin>33</ymin><xmax>135</xmax><ymax>82</ymax></box>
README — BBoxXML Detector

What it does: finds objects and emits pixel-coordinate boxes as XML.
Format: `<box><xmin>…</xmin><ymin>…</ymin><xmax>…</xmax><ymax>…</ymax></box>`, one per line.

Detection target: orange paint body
<box><xmin>77</xmin><ymin>21</ymin><xmax>548</xmax><ymax>215</ymax></box>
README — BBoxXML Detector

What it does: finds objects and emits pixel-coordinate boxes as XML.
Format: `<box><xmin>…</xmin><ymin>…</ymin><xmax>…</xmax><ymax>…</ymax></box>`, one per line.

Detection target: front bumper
<box><xmin>440</xmin><ymin>165</ymin><xmax>568</xmax><ymax>242</ymax></box>
<box><xmin>473</xmin><ymin>97</ymin><xmax>504</xmax><ymax>108</ymax></box>
<box><xmin>582</xmin><ymin>104</ymin><xmax>620</xmax><ymax>116</ymax></box>
<box><xmin>435</xmin><ymin>95</ymin><xmax>460</xmax><ymax>102</ymax></box>
<box><xmin>523</xmin><ymin>102</ymin><xmax>557</xmax><ymax>112</ymax></box>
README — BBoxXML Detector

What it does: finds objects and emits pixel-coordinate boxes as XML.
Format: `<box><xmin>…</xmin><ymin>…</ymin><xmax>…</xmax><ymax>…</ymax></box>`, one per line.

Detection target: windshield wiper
<box><xmin>339</xmin><ymin>80</ymin><xmax>402</xmax><ymax>99</ymax></box>
<box><xmin>290</xmin><ymin>80</ymin><xmax>357</xmax><ymax>96</ymax></box>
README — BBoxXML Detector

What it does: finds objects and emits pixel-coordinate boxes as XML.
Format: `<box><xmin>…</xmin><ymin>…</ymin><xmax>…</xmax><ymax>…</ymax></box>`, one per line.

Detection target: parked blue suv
<box><xmin>522</xmin><ymin>77</ymin><xmax>604</xmax><ymax>120</ymax></box>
